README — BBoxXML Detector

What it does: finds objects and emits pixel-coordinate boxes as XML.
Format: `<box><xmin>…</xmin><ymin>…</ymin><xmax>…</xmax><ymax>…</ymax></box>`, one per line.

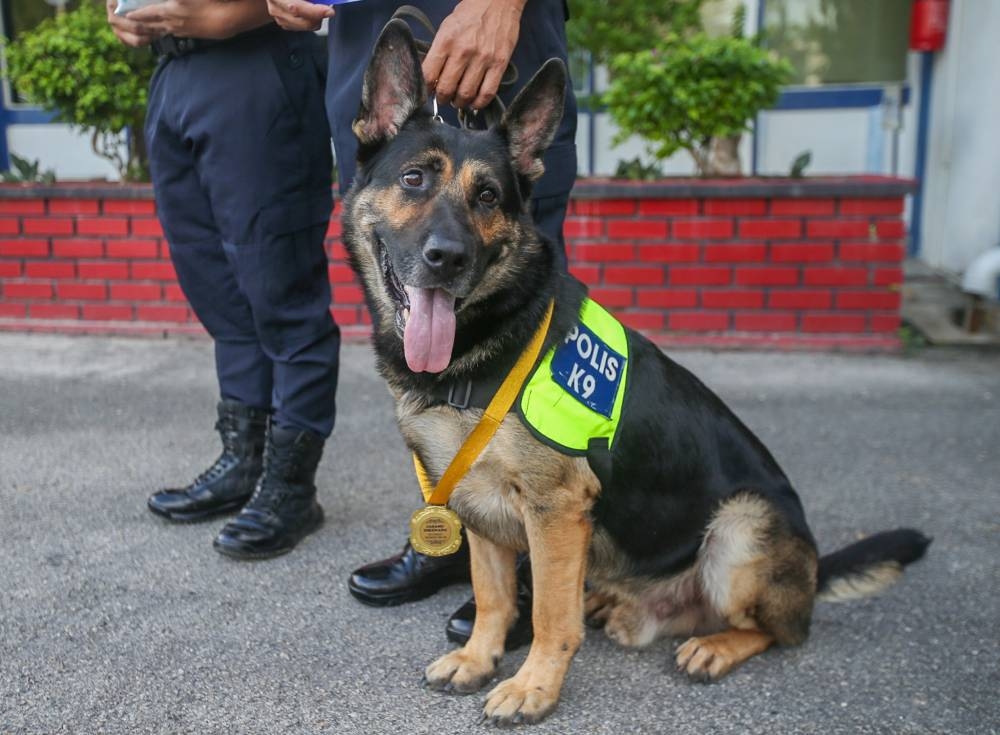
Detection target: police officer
<box><xmin>107</xmin><ymin>0</ymin><xmax>339</xmax><ymax>559</ymax></box>
<box><xmin>267</xmin><ymin>0</ymin><xmax>577</xmax><ymax>646</ymax></box>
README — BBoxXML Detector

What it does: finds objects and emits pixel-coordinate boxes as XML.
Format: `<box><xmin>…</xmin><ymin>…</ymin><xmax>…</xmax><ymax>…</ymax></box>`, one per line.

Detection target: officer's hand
<box><xmin>106</xmin><ymin>0</ymin><xmax>158</xmax><ymax>47</ymax></box>
<box><xmin>422</xmin><ymin>0</ymin><xmax>525</xmax><ymax>111</ymax></box>
<box><xmin>265</xmin><ymin>0</ymin><xmax>333</xmax><ymax>32</ymax></box>
<box><xmin>125</xmin><ymin>0</ymin><xmax>204</xmax><ymax>38</ymax></box>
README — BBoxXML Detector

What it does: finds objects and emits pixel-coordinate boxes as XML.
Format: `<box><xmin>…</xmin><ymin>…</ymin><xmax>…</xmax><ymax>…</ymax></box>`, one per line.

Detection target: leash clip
<box><xmin>432</xmin><ymin>97</ymin><xmax>444</xmax><ymax>124</ymax></box>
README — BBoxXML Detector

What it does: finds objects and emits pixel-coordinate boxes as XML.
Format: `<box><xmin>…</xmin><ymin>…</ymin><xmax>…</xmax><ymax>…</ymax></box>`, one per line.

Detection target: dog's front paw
<box><xmin>424</xmin><ymin>649</ymin><xmax>499</xmax><ymax>695</ymax></box>
<box><xmin>482</xmin><ymin>676</ymin><xmax>559</xmax><ymax>726</ymax></box>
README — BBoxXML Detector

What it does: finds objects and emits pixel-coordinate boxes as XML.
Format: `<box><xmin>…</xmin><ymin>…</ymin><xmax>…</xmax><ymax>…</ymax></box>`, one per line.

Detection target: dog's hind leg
<box><xmin>675</xmin><ymin>492</ymin><xmax>818</xmax><ymax>682</ymax></box>
<box><xmin>482</xmin><ymin>495</ymin><xmax>592</xmax><ymax>726</ymax></box>
<box><xmin>583</xmin><ymin>588</ymin><xmax>617</xmax><ymax>628</ymax></box>
<box><xmin>603</xmin><ymin>595</ymin><xmax>661</xmax><ymax>647</ymax></box>
<box><xmin>424</xmin><ymin>531</ymin><xmax>517</xmax><ymax>694</ymax></box>
<box><xmin>675</xmin><ymin>628</ymin><xmax>775</xmax><ymax>681</ymax></box>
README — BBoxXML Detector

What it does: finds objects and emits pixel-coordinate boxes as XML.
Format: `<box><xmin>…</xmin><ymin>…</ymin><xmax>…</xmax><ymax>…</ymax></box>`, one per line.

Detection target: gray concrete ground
<box><xmin>1</xmin><ymin>334</ymin><xmax>998</xmax><ymax>735</ymax></box>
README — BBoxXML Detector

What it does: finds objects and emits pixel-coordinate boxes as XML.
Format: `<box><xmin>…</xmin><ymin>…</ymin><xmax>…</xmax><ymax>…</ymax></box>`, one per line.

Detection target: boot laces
<box><xmin>186</xmin><ymin>413</ymin><xmax>262</xmax><ymax>489</ymax></box>
<box><xmin>265</xmin><ymin>437</ymin><xmax>299</xmax><ymax>477</ymax></box>
<box><xmin>244</xmin><ymin>433</ymin><xmax>320</xmax><ymax>511</ymax></box>
<box><xmin>189</xmin><ymin>452</ymin><xmax>235</xmax><ymax>487</ymax></box>
<box><xmin>216</xmin><ymin>414</ymin><xmax>246</xmax><ymax>454</ymax></box>
<box><xmin>245</xmin><ymin>475</ymin><xmax>288</xmax><ymax>513</ymax></box>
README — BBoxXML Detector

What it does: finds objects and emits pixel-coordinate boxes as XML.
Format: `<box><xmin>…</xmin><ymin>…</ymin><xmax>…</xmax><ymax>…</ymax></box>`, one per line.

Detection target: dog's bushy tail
<box><xmin>816</xmin><ymin>529</ymin><xmax>931</xmax><ymax>603</ymax></box>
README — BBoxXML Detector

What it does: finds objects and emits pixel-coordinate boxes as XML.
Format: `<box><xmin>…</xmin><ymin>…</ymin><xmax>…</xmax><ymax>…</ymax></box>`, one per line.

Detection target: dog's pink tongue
<box><xmin>403</xmin><ymin>287</ymin><xmax>456</xmax><ymax>373</ymax></box>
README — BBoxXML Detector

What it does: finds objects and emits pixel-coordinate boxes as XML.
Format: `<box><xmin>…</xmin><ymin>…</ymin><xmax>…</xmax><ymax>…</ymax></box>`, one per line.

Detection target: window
<box><xmin>763</xmin><ymin>0</ymin><xmax>910</xmax><ymax>85</ymax></box>
<box><xmin>568</xmin><ymin>48</ymin><xmax>592</xmax><ymax>98</ymax></box>
<box><xmin>3</xmin><ymin>0</ymin><xmax>82</xmax><ymax>41</ymax></box>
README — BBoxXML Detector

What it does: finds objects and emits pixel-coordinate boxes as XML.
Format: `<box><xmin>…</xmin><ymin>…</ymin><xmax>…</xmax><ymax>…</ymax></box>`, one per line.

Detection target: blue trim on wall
<box><xmin>4</xmin><ymin>108</ymin><xmax>55</xmax><ymax>125</ymax></box>
<box><xmin>0</xmin><ymin>109</ymin><xmax>8</xmax><ymax>172</ymax></box>
<box><xmin>576</xmin><ymin>84</ymin><xmax>912</xmax><ymax>117</ymax></box>
<box><xmin>587</xmin><ymin>56</ymin><xmax>596</xmax><ymax>176</ymax></box>
<box><xmin>753</xmin><ymin>0</ymin><xmax>767</xmax><ymax>176</ymax></box>
<box><xmin>865</xmin><ymin>107</ymin><xmax>885</xmax><ymax>173</ymax></box>
<box><xmin>775</xmin><ymin>86</ymin><xmax>911</xmax><ymax>111</ymax></box>
<box><xmin>910</xmin><ymin>52</ymin><xmax>935</xmax><ymax>257</ymax></box>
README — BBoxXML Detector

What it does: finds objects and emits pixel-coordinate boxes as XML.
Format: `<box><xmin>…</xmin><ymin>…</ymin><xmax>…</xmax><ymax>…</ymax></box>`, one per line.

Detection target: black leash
<box><xmin>389</xmin><ymin>4</ymin><xmax>517</xmax><ymax>129</ymax></box>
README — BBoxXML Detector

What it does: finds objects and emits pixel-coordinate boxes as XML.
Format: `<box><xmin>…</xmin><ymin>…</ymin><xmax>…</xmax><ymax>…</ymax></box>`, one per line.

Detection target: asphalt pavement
<box><xmin>1</xmin><ymin>334</ymin><xmax>998</xmax><ymax>735</ymax></box>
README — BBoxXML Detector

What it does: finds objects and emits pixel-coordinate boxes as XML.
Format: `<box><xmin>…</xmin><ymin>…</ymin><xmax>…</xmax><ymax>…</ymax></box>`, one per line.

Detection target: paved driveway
<box><xmin>1</xmin><ymin>335</ymin><xmax>997</xmax><ymax>734</ymax></box>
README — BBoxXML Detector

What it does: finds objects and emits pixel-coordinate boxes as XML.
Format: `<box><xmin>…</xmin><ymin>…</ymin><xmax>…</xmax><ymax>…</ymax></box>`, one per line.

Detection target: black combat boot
<box><xmin>347</xmin><ymin>535</ymin><xmax>471</xmax><ymax>607</ymax></box>
<box><xmin>445</xmin><ymin>555</ymin><xmax>533</xmax><ymax>651</ymax></box>
<box><xmin>212</xmin><ymin>425</ymin><xmax>325</xmax><ymax>560</ymax></box>
<box><xmin>147</xmin><ymin>400</ymin><xmax>268</xmax><ymax>522</ymax></box>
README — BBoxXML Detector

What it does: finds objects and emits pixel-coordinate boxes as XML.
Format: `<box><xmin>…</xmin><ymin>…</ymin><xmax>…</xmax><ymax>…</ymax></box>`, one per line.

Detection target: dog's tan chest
<box><xmin>397</xmin><ymin>399</ymin><xmax>599</xmax><ymax>551</ymax></box>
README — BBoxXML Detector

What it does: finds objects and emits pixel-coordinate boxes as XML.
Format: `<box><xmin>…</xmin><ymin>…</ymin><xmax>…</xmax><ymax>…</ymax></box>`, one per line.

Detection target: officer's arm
<box><xmin>126</xmin><ymin>0</ymin><xmax>274</xmax><ymax>40</ymax></box>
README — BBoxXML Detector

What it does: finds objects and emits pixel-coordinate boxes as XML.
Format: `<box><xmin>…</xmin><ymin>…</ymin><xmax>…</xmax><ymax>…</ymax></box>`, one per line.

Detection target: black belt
<box><xmin>151</xmin><ymin>35</ymin><xmax>218</xmax><ymax>59</ymax></box>
<box><xmin>151</xmin><ymin>23</ymin><xmax>280</xmax><ymax>59</ymax></box>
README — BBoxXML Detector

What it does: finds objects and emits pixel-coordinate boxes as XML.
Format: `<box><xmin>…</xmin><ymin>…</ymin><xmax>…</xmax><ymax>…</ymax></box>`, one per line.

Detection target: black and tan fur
<box><xmin>343</xmin><ymin>21</ymin><xmax>931</xmax><ymax>727</ymax></box>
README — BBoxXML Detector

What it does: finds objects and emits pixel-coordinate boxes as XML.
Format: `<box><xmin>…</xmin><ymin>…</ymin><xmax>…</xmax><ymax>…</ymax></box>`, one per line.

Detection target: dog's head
<box><xmin>343</xmin><ymin>19</ymin><xmax>566</xmax><ymax>375</ymax></box>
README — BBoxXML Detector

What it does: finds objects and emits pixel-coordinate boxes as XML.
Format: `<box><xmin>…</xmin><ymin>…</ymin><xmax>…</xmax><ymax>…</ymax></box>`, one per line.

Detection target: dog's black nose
<box><xmin>422</xmin><ymin>235</ymin><xmax>469</xmax><ymax>278</ymax></box>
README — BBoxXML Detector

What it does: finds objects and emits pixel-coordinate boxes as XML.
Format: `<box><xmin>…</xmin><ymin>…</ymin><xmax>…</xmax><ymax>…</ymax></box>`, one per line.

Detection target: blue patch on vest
<box><xmin>550</xmin><ymin>321</ymin><xmax>626</xmax><ymax>418</ymax></box>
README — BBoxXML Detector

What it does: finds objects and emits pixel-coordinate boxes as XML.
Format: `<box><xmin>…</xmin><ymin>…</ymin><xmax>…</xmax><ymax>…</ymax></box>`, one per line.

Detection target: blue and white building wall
<box><xmin>916</xmin><ymin>0</ymin><xmax>1000</xmax><ymax>274</ymax></box>
<box><xmin>2</xmin><ymin>0</ymin><xmax>998</xmax><ymax>277</ymax></box>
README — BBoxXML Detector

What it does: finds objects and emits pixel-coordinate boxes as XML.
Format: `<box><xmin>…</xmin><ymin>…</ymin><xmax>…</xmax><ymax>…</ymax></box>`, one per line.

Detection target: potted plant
<box><xmin>603</xmin><ymin>29</ymin><xmax>792</xmax><ymax>177</ymax></box>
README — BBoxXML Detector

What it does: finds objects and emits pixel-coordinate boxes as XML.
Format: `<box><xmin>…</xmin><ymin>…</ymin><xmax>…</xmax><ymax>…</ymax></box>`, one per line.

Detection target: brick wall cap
<box><xmin>569</xmin><ymin>176</ymin><xmax>917</xmax><ymax>200</ymax></box>
<box><xmin>0</xmin><ymin>175</ymin><xmax>917</xmax><ymax>201</ymax></box>
<box><xmin>0</xmin><ymin>182</ymin><xmax>155</xmax><ymax>200</ymax></box>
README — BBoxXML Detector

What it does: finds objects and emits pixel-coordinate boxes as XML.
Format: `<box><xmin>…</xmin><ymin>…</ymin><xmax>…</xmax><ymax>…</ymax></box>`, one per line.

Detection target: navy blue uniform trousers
<box><xmin>145</xmin><ymin>26</ymin><xmax>340</xmax><ymax>437</ymax></box>
<box><xmin>325</xmin><ymin>0</ymin><xmax>578</xmax><ymax>263</ymax></box>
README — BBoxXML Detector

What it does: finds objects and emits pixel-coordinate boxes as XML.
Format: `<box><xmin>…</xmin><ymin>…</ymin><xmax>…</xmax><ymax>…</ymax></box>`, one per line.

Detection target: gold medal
<box><xmin>409</xmin><ymin>505</ymin><xmax>463</xmax><ymax>557</ymax></box>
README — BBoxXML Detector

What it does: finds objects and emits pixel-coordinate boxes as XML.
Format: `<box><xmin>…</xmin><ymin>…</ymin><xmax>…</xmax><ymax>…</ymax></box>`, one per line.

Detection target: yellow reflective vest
<box><xmin>518</xmin><ymin>298</ymin><xmax>629</xmax><ymax>455</ymax></box>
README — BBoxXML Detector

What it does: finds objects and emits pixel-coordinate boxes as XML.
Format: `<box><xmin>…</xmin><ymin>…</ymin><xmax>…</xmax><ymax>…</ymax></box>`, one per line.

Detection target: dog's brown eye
<box><xmin>401</xmin><ymin>170</ymin><xmax>423</xmax><ymax>188</ymax></box>
<box><xmin>479</xmin><ymin>188</ymin><xmax>497</xmax><ymax>205</ymax></box>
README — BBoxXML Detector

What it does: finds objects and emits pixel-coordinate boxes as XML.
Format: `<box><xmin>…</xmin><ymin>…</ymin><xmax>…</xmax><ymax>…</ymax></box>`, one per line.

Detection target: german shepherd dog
<box><xmin>343</xmin><ymin>20</ymin><xmax>931</xmax><ymax>726</ymax></box>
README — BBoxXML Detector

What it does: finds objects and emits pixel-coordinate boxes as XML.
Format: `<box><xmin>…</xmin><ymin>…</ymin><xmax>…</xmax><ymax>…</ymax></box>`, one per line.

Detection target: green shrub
<box><xmin>3</xmin><ymin>0</ymin><xmax>156</xmax><ymax>180</ymax></box>
<box><xmin>604</xmin><ymin>35</ymin><xmax>792</xmax><ymax>176</ymax></box>
<box><xmin>1</xmin><ymin>153</ymin><xmax>56</xmax><ymax>184</ymax></box>
<box><xmin>613</xmin><ymin>156</ymin><xmax>663</xmax><ymax>181</ymax></box>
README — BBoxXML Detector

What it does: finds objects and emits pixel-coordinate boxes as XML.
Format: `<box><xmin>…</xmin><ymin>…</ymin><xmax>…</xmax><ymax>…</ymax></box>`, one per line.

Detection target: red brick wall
<box><xmin>0</xmin><ymin>179</ymin><xmax>912</xmax><ymax>350</ymax></box>
<box><xmin>565</xmin><ymin>194</ymin><xmax>906</xmax><ymax>350</ymax></box>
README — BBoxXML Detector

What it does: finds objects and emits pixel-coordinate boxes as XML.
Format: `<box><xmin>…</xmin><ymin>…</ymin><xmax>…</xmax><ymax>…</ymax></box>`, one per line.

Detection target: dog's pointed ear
<box><xmin>499</xmin><ymin>59</ymin><xmax>567</xmax><ymax>181</ymax></box>
<box><xmin>353</xmin><ymin>19</ymin><xmax>427</xmax><ymax>146</ymax></box>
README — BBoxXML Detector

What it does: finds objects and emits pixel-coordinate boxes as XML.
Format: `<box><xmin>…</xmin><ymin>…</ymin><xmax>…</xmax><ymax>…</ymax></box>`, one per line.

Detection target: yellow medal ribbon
<box><xmin>409</xmin><ymin>299</ymin><xmax>555</xmax><ymax>555</ymax></box>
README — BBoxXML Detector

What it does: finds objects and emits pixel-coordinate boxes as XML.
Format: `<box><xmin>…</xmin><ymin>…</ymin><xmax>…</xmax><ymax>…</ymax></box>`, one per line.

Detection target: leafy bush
<box><xmin>3</xmin><ymin>0</ymin><xmax>156</xmax><ymax>180</ymax></box>
<box><xmin>613</xmin><ymin>156</ymin><xmax>663</xmax><ymax>181</ymax></box>
<box><xmin>604</xmin><ymin>34</ymin><xmax>792</xmax><ymax>176</ymax></box>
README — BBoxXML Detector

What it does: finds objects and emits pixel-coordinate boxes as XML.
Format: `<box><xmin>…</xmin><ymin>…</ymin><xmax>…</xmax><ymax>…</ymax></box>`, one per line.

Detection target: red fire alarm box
<box><xmin>910</xmin><ymin>0</ymin><xmax>949</xmax><ymax>51</ymax></box>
